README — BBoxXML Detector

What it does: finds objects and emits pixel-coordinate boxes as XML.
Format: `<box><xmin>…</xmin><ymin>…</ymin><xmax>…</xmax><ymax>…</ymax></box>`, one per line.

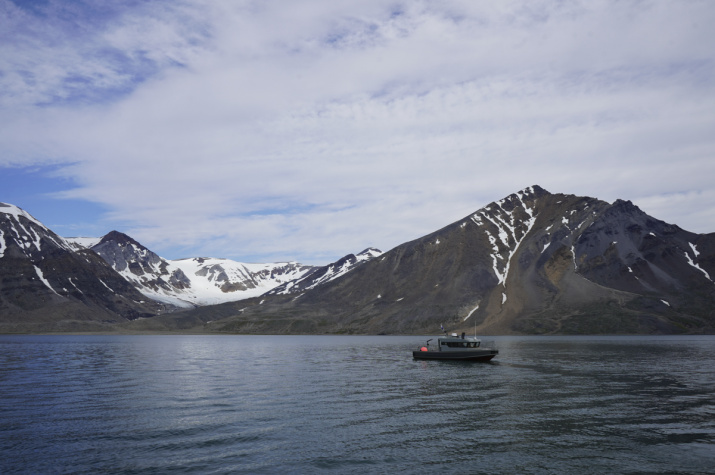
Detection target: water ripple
<box><xmin>1</xmin><ymin>335</ymin><xmax>714</xmax><ymax>474</ymax></box>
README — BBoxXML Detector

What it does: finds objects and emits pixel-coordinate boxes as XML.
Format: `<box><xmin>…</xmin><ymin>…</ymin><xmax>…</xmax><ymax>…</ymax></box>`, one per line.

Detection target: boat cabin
<box><xmin>437</xmin><ymin>333</ymin><xmax>481</xmax><ymax>351</ymax></box>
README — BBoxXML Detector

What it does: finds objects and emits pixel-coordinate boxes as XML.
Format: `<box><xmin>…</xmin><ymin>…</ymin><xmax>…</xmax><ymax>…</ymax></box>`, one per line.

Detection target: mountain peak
<box><xmin>522</xmin><ymin>184</ymin><xmax>548</xmax><ymax>196</ymax></box>
<box><xmin>99</xmin><ymin>230</ymin><xmax>143</xmax><ymax>247</ymax></box>
<box><xmin>0</xmin><ymin>201</ymin><xmax>72</xmax><ymax>258</ymax></box>
<box><xmin>0</xmin><ymin>202</ymin><xmax>46</xmax><ymax>229</ymax></box>
<box><xmin>611</xmin><ymin>198</ymin><xmax>639</xmax><ymax>211</ymax></box>
<box><xmin>357</xmin><ymin>248</ymin><xmax>382</xmax><ymax>259</ymax></box>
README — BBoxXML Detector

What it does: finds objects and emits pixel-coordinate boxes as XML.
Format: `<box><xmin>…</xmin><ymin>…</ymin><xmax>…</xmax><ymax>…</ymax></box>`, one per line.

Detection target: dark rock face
<box><xmin>0</xmin><ymin>203</ymin><xmax>165</xmax><ymax>331</ymax></box>
<box><xmin>212</xmin><ymin>186</ymin><xmax>715</xmax><ymax>335</ymax></box>
<box><xmin>91</xmin><ymin>230</ymin><xmax>191</xmax><ymax>295</ymax></box>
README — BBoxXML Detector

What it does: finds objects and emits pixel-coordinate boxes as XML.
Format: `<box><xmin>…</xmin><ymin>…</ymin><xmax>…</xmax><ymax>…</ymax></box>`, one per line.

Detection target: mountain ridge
<box><xmin>2</xmin><ymin>186</ymin><xmax>714</xmax><ymax>334</ymax></box>
<box><xmin>71</xmin><ymin>231</ymin><xmax>324</xmax><ymax>307</ymax></box>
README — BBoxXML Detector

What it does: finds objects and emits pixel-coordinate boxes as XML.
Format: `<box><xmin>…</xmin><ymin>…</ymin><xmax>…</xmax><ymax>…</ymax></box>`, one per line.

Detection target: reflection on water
<box><xmin>1</xmin><ymin>335</ymin><xmax>714</xmax><ymax>474</ymax></box>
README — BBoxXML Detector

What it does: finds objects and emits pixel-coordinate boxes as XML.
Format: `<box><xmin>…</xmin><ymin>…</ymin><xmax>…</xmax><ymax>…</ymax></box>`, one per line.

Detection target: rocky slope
<box><xmin>203</xmin><ymin>186</ymin><xmax>715</xmax><ymax>335</ymax></box>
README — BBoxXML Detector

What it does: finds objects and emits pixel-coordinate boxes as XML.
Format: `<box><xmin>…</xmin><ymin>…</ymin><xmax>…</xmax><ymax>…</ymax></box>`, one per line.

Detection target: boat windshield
<box><xmin>441</xmin><ymin>341</ymin><xmax>480</xmax><ymax>348</ymax></box>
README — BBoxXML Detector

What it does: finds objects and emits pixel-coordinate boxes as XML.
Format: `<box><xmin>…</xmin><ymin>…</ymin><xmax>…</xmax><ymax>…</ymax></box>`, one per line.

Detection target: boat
<box><xmin>412</xmin><ymin>332</ymin><xmax>498</xmax><ymax>361</ymax></box>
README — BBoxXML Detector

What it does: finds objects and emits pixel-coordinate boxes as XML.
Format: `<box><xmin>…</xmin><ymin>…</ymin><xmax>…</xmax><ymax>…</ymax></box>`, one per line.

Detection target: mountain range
<box><xmin>2</xmin><ymin>186</ymin><xmax>714</xmax><ymax>334</ymax></box>
<box><xmin>67</xmin><ymin>230</ymin><xmax>317</xmax><ymax>308</ymax></box>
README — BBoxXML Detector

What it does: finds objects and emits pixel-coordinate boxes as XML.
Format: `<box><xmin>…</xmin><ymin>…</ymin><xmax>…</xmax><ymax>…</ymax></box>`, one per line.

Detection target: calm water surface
<box><xmin>1</xmin><ymin>334</ymin><xmax>714</xmax><ymax>474</ymax></box>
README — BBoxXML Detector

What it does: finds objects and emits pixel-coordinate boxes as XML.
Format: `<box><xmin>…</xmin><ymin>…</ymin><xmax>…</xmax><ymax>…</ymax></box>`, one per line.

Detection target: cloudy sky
<box><xmin>1</xmin><ymin>0</ymin><xmax>714</xmax><ymax>264</ymax></box>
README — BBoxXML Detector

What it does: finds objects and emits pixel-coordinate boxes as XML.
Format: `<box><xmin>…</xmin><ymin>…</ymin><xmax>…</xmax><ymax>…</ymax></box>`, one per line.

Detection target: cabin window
<box><xmin>441</xmin><ymin>341</ymin><xmax>480</xmax><ymax>348</ymax></box>
<box><xmin>442</xmin><ymin>341</ymin><xmax>468</xmax><ymax>348</ymax></box>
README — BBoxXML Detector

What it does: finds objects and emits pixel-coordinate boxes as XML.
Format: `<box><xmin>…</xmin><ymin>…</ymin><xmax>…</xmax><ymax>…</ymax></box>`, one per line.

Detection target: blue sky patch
<box><xmin>0</xmin><ymin>164</ymin><xmax>109</xmax><ymax>237</ymax></box>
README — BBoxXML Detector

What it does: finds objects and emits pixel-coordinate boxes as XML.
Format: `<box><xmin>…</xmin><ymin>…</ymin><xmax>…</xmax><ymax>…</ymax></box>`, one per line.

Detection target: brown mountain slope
<box><xmin>205</xmin><ymin>186</ymin><xmax>715</xmax><ymax>335</ymax></box>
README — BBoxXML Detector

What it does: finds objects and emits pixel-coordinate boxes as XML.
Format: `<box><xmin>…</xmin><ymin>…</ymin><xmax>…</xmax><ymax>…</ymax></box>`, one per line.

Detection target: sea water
<box><xmin>1</xmin><ymin>334</ymin><xmax>714</xmax><ymax>474</ymax></box>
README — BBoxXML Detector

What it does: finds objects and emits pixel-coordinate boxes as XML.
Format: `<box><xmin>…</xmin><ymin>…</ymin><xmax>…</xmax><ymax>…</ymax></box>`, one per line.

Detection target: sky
<box><xmin>1</xmin><ymin>0</ymin><xmax>714</xmax><ymax>265</ymax></box>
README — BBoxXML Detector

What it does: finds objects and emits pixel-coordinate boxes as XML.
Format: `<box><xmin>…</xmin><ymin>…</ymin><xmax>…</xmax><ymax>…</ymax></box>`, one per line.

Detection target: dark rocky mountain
<box><xmin>201</xmin><ymin>186</ymin><xmax>715</xmax><ymax>335</ymax></box>
<box><xmin>88</xmin><ymin>231</ymin><xmax>192</xmax><ymax>306</ymax></box>
<box><xmin>0</xmin><ymin>203</ymin><xmax>166</xmax><ymax>332</ymax></box>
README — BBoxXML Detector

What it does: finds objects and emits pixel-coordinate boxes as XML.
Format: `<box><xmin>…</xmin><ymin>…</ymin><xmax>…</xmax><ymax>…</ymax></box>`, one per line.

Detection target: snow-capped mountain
<box><xmin>168</xmin><ymin>257</ymin><xmax>314</xmax><ymax>306</ymax></box>
<box><xmin>211</xmin><ymin>186</ymin><xmax>715</xmax><ymax>335</ymax></box>
<box><xmin>1</xmin><ymin>203</ymin><xmax>74</xmax><ymax>258</ymax></box>
<box><xmin>64</xmin><ymin>236</ymin><xmax>101</xmax><ymax>251</ymax></box>
<box><xmin>72</xmin><ymin>231</ymin><xmax>315</xmax><ymax>307</ymax></box>
<box><xmin>0</xmin><ymin>203</ymin><xmax>165</xmax><ymax>331</ymax></box>
<box><xmin>4</xmin><ymin>185</ymin><xmax>715</xmax><ymax>335</ymax></box>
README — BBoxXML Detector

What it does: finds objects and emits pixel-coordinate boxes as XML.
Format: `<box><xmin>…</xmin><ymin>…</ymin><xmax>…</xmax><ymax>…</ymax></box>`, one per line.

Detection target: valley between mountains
<box><xmin>1</xmin><ymin>186</ymin><xmax>714</xmax><ymax>335</ymax></box>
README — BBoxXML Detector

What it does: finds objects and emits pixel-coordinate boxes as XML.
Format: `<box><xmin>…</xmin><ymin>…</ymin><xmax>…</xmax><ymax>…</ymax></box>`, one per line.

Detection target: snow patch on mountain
<box><xmin>34</xmin><ymin>265</ymin><xmax>59</xmax><ymax>295</ymax></box>
<box><xmin>168</xmin><ymin>257</ymin><xmax>313</xmax><ymax>306</ymax></box>
<box><xmin>464</xmin><ymin>303</ymin><xmax>480</xmax><ymax>321</ymax></box>
<box><xmin>0</xmin><ymin>202</ymin><xmax>45</xmax><ymax>228</ymax></box>
<box><xmin>684</xmin><ymin>251</ymin><xmax>712</xmax><ymax>282</ymax></box>
<box><xmin>469</xmin><ymin>187</ymin><xmax>538</xmax><ymax>304</ymax></box>
<box><xmin>296</xmin><ymin>248</ymin><xmax>382</xmax><ymax>290</ymax></box>
<box><xmin>65</xmin><ymin>236</ymin><xmax>102</xmax><ymax>251</ymax></box>
<box><xmin>266</xmin><ymin>248</ymin><xmax>382</xmax><ymax>296</ymax></box>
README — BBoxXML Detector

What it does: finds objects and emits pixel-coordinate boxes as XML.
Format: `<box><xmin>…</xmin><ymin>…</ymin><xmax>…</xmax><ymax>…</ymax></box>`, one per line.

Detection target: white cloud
<box><xmin>1</xmin><ymin>0</ymin><xmax>714</xmax><ymax>263</ymax></box>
